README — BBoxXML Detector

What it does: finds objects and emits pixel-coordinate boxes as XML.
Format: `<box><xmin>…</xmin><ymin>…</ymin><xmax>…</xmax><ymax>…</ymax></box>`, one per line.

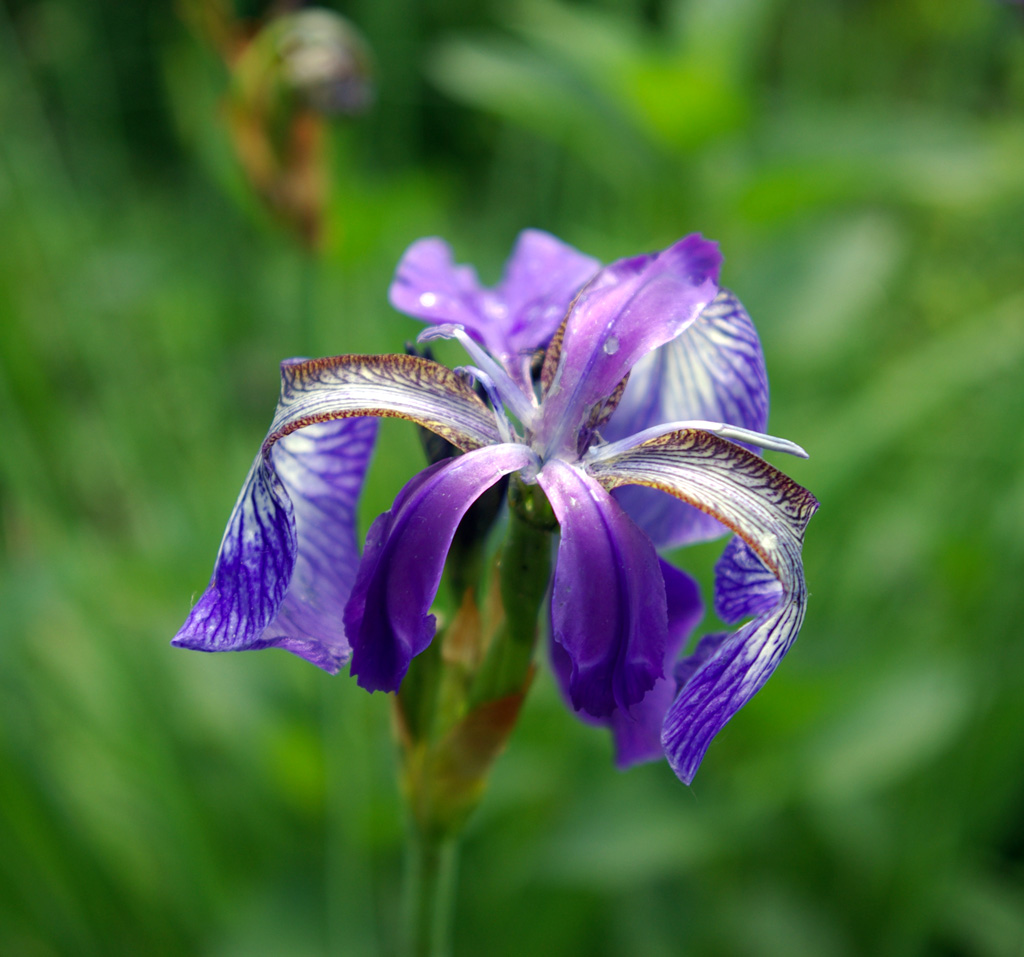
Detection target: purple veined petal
<box><xmin>269</xmin><ymin>353</ymin><xmax>503</xmax><ymax>453</ymax></box>
<box><xmin>537</xmin><ymin>459</ymin><xmax>668</xmax><ymax>719</ymax></box>
<box><xmin>173</xmin><ymin>417</ymin><xmax>377</xmax><ymax>673</ymax></box>
<box><xmin>174</xmin><ymin>351</ymin><xmax>492</xmax><ymax>671</ymax></box>
<box><xmin>346</xmin><ymin>443</ymin><xmax>537</xmax><ymax>693</ymax></box>
<box><xmin>536</xmin><ymin>234</ymin><xmax>722</xmax><ymax>459</ymax></box>
<box><xmin>585</xmin><ymin>428</ymin><xmax>818</xmax><ymax>784</ymax></box>
<box><xmin>606</xmin><ymin>290</ymin><xmax>769</xmax><ymax>549</ymax></box>
<box><xmin>389</xmin><ymin>231</ymin><xmax>599</xmax><ymax>387</ymax></box>
<box><xmin>665</xmin><ymin>603</ymin><xmax>801</xmax><ymax>784</ymax></box>
<box><xmin>715</xmin><ymin>535</ymin><xmax>782</xmax><ymax>624</ymax></box>
<box><xmin>673</xmin><ymin>632</ymin><xmax>728</xmax><ymax>689</ymax></box>
<box><xmin>261</xmin><ymin>418</ymin><xmax>378</xmax><ymax>664</ymax></box>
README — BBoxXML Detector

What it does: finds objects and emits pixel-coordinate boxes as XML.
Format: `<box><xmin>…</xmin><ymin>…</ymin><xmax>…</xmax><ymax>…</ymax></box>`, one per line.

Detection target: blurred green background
<box><xmin>2</xmin><ymin>0</ymin><xmax>1024</xmax><ymax>954</ymax></box>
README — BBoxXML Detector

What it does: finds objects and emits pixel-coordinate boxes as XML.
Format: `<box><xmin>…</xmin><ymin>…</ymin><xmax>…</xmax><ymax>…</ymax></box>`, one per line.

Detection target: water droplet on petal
<box><xmin>419</xmin><ymin>292</ymin><xmax>437</xmax><ymax>308</ymax></box>
<box><xmin>602</xmin><ymin>336</ymin><xmax>619</xmax><ymax>355</ymax></box>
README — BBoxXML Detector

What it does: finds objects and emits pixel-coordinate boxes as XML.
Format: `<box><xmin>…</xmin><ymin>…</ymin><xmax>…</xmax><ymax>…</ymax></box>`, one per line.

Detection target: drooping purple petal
<box><xmin>606</xmin><ymin>561</ymin><xmax>704</xmax><ymax>768</ymax></box>
<box><xmin>389</xmin><ymin>231</ymin><xmax>599</xmax><ymax>385</ymax></box>
<box><xmin>548</xmin><ymin>559</ymin><xmax>703</xmax><ymax>766</ymax></box>
<box><xmin>173</xmin><ymin>417</ymin><xmax>377</xmax><ymax>672</ymax></box>
<box><xmin>664</xmin><ymin>605</ymin><xmax>799</xmax><ymax>783</ymax></box>
<box><xmin>270</xmin><ymin>353</ymin><xmax>503</xmax><ymax>452</ymax></box>
<box><xmin>346</xmin><ymin>443</ymin><xmax>536</xmax><ymax>693</ymax></box>
<box><xmin>537</xmin><ymin>459</ymin><xmax>667</xmax><ymax>719</ymax></box>
<box><xmin>606</xmin><ymin>290</ymin><xmax>769</xmax><ymax>548</ymax></box>
<box><xmin>586</xmin><ymin>428</ymin><xmax>818</xmax><ymax>783</ymax></box>
<box><xmin>262</xmin><ymin>418</ymin><xmax>378</xmax><ymax>662</ymax></box>
<box><xmin>715</xmin><ymin>535</ymin><xmax>782</xmax><ymax>624</ymax></box>
<box><xmin>535</xmin><ymin>234</ymin><xmax>721</xmax><ymax>459</ymax></box>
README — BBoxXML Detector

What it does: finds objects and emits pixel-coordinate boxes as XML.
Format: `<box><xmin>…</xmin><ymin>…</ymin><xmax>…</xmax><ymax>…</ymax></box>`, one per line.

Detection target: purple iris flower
<box><xmin>174</xmin><ymin>229</ymin><xmax>817</xmax><ymax>784</ymax></box>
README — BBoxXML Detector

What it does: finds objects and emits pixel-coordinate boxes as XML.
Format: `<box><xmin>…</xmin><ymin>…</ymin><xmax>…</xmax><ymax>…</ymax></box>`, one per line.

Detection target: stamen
<box><xmin>418</xmin><ymin>324</ymin><xmax>537</xmax><ymax>428</ymax></box>
<box><xmin>586</xmin><ymin>419</ymin><xmax>810</xmax><ymax>463</ymax></box>
<box><xmin>455</xmin><ymin>365</ymin><xmax>516</xmax><ymax>445</ymax></box>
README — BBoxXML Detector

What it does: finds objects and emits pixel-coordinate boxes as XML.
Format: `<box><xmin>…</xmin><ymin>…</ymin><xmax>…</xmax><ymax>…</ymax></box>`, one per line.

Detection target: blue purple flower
<box><xmin>174</xmin><ymin>230</ymin><xmax>818</xmax><ymax>784</ymax></box>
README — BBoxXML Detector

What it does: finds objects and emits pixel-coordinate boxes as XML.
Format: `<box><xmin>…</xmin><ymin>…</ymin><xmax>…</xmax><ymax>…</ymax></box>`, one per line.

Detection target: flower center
<box><xmin>418</xmin><ymin>324</ymin><xmax>538</xmax><ymax>439</ymax></box>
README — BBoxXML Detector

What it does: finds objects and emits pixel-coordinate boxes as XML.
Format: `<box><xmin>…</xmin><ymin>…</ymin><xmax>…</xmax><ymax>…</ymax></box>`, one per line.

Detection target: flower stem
<box><xmin>403</xmin><ymin>830</ymin><xmax>459</xmax><ymax>957</ymax></box>
<box><xmin>396</xmin><ymin>477</ymin><xmax>555</xmax><ymax>955</ymax></box>
<box><xmin>470</xmin><ymin>476</ymin><xmax>556</xmax><ymax>706</ymax></box>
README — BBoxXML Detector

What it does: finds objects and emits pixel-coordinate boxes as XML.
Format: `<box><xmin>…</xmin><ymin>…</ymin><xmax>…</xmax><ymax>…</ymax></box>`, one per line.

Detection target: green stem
<box><xmin>471</xmin><ymin>477</ymin><xmax>556</xmax><ymax>706</ymax></box>
<box><xmin>398</xmin><ymin>478</ymin><xmax>555</xmax><ymax>955</ymax></box>
<box><xmin>404</xmin><ymin>831</ymin><xmax>459</xmax><ymax>957</ymax></box>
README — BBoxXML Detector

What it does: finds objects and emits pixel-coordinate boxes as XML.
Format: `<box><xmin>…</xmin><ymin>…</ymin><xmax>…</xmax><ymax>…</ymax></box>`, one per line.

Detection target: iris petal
<box><xmin>175</xmin><ymin>351</ymin><xmax>504</xmax><ymax>671</ymax></box>
<box><xmin>607</xmin><ymin>290</ymin><xmax>769</xmax><ymax>549</ymax></box>
<box><xmin>172</xmin><ymin>417</ymin><xmax>377</xmax><ymax>672</ymax></box>
<box><xmin>537</xmin><ymin>460</ymin><xmax>667</xmax><ymax>718</ymax></box>
<box><xmin>586</xmin><ymin>428</ymin><xmax>818</xmax><ymax>783</ymax></box>
<box><xmin>346</xmin><ymin>443</ymin><xmax>536</xmax><ymax>693</ymax></box>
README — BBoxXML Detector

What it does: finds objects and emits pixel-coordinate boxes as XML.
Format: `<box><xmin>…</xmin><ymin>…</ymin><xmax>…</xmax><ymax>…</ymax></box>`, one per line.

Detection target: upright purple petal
<box><xmin>537</xmin><ymin>460</ymin><xmax>667</xmax><ymax>718</ymax></box>
<box><xmin>493</xmin><ymin>230</ymin><xmax>601</xmax><ymax>362</ymax></box>
<box><xmin>346</xmin><ymin>443</ymin><xmax>536</xmax><ymax>693</ymax></box>
<box><xmin>586</xmin><ymin>428</ymin><xmax>818</xmax><ymax>783</ymax></box>
<box><xmin>607</xmin><ymin>290</ymin><xmax>769</xmax><ymax>548</ymax></box>
<box><xmin>173</xmin><ymin>417</ymin><xmax>377</xmax><ymax>672</ymax></box>
<box><xmin>389</xmin><ymin>231</ymin><xmax>599</xmax><ymax>385</ymax></box>
<box><xmin>537</xmin><ymin>234</ymin><xmax>722</xmax><ymax>458</ymax></box>
<box><xmin>388</xmin><ymin>237</ymin><xmax>492</xmax><ymax>331</ymax></box>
